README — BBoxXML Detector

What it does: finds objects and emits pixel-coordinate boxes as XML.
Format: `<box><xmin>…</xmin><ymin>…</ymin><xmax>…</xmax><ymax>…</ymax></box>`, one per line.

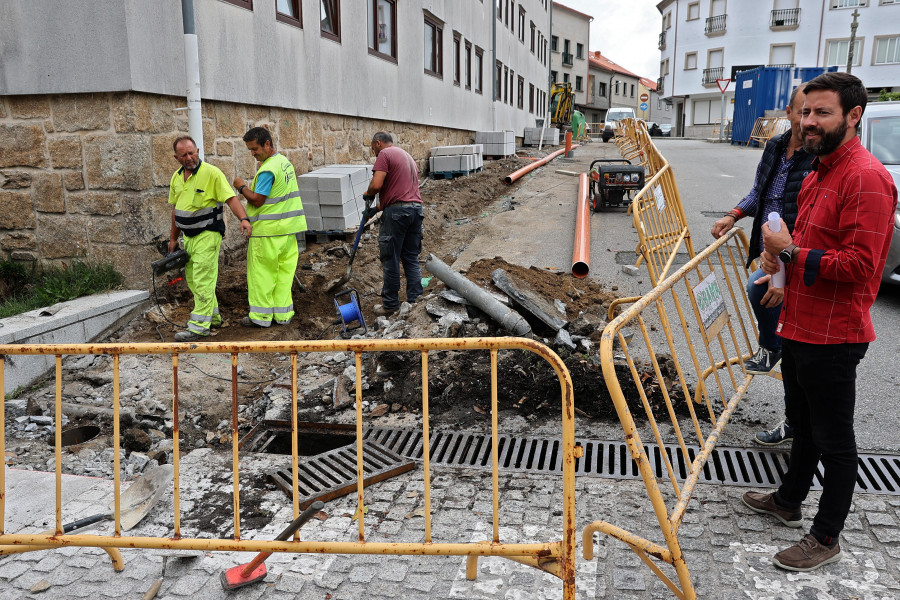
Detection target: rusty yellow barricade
<box><xmin>747</xmin><ymin>116</ymin><xmax>789</xmax><ymax>147</ymax></box>
<box><xmin>0</xmin><ymin>338</ymin><xmax>577</xmax><ymax>598</ymax></box>
<box><xmin>585</xmin><ymin>227</ymin><xmax>759</xmax><ymax>600</ymax></box>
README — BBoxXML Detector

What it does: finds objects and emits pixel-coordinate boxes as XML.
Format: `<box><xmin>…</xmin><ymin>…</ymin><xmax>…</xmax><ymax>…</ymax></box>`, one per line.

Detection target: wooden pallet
<box><xmin>429</xmin><ymin>167</ymin><xmax>483</xmax><ymax>180</ymax></box>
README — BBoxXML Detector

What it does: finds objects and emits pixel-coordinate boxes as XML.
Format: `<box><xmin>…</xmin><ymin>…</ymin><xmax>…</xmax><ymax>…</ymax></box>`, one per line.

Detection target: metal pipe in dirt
<box><xmin>424</xmin><ymin>254</ymin><xmax>532</xmax><ymax>337</ymax></box>
<box><xmin>504</xmin><ymin>145</ymin><xmax>579</xmax><ymax>185</ymax></box>
<box><xmin>181</xmin><ymin>0</ymin><xmax>204</xmax><ymax>158</ymax></box>
<box><xmin>571</xmin><ymin>173</ymin><xmax>590</xmax><ymax>278</ymax></box>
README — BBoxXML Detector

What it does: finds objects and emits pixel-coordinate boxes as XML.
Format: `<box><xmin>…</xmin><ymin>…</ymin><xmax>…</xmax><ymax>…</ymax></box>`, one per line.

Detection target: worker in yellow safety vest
<box><xmin>233</xmin><ymin>127</ymin><xmax>306</xmax><ymax>327</ymax></box>
<box><xmin>168</xmin><ymin>136</ymin><xmax>253</xmax><ymax>342</ymax></box>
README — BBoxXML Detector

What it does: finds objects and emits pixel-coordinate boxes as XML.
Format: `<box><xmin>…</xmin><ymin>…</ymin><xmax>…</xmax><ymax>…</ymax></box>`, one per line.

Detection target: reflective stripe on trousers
<box><xmin>184</xmin><ymin>230</ymin><xmax>223</xmax><ymax>335</ymax></box>
<box><xmin>247</xmin><ymin>234</ymin><xmax>298</xmax><ymax>326</ymax></box>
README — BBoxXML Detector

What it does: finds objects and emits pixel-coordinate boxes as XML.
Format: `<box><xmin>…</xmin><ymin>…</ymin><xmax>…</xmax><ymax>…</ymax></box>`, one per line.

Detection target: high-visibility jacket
<box><xmin>168</xmin><ymin>160</ymin><xmax>234</xmax><ymax>237</ymax></box>
<box><xmin>247</xmin><ymin>153</ymin><xmax>306</xmax><ymax>236</ymax></box>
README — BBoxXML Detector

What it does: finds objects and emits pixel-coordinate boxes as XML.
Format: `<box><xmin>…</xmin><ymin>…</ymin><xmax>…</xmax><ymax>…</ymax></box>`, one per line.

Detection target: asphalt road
<box><xmin>653</xmin><ymin>138</ymin><xmax>900</xmax><ymax>454</ymax></box>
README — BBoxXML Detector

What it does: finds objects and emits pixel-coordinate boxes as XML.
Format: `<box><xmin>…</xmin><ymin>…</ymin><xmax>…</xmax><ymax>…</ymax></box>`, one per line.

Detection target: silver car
<box><xmin>859</xmin><ymin>101</ymin><xmax>900</xmax><ymax>285</ymax></box>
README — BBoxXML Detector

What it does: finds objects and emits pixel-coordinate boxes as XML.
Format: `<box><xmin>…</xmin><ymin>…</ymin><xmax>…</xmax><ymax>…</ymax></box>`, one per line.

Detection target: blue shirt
<box><xmin>253</xmin><ymin>171</ymin><xmax>274</xmax><ymax>197</ymax></box>
<box><xmin>737</xmin><ymin>150</ymin><xmax>796</xmax><ymax>252</ymax></box>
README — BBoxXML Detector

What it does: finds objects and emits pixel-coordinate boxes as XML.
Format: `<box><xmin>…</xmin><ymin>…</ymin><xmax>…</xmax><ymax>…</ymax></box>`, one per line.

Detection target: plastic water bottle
<box><xmin>768</xmin><ymin>212</ymin><xmax>786</xmax><ymax>288</ymax></box>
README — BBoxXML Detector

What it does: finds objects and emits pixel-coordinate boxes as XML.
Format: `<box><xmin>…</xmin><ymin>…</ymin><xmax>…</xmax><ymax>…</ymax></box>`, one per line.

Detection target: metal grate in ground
<box><xmin>364</xmin><ymin>427</ymin><xmax>900</xmax><ymax>496</ymax></box>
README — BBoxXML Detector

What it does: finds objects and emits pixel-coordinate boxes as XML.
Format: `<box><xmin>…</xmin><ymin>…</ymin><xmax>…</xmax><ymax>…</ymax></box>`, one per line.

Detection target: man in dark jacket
<box><xmin>711</xmin><ymin>84</ymin><xmax>814</xmax><ymax>445</ymax></box>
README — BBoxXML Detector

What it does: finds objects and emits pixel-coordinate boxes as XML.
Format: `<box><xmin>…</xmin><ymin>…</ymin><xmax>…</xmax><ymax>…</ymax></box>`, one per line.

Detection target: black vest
<box><xmin>746</xmin><ymin>130</ymin><xmax>815</xmax><ymax>266</ymax></box>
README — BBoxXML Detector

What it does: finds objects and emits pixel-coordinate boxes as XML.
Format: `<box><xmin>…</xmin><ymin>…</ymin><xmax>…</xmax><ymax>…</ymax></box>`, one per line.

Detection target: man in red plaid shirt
<box><xmin>741</xmin><ymin>72</ymin><xmax>898</xmax><ymax>572</ymax></box>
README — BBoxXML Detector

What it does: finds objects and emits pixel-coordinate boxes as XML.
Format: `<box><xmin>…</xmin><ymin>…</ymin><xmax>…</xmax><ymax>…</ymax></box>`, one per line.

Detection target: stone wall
<box><xmin>0</xmin><ymin>92</ymin><xmax>472</xmax><ymax>287</ymax></box>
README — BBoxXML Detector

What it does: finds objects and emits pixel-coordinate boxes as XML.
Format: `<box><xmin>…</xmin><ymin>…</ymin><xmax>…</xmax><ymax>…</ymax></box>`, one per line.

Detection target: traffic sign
<box><xmin>639</xmin><ymin>102</ymin><xmax>649</xmax><ymax>111</ymax></box>
<box><xmin>716</xmin><ymin>78</ymin><xmax>731</xmax><ymax>93</ymax></box>
<box><xmin>640</xmin><ymin>93</ymin><xmax>649</xmax><ymax>102</ymax></box>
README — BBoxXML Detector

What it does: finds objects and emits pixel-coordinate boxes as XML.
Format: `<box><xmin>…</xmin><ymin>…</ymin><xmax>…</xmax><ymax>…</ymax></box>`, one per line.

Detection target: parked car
<box><xmin>602</xmin><ymin>108</ymin><xmax>636</xmax><ymax>142</ymax></box>
<box><xmin>659</xmin><ymin>124</ymin><xmax>673</xmax><ymax>137</ymax></box>
<box><xmin>859</xmin><ymin>101</ymin><xmax>900</xmax><ymax>285</ymax></box>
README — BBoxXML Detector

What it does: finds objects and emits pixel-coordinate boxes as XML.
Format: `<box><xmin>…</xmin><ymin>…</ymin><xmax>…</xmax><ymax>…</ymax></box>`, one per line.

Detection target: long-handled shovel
<box><xmin>323</xmin><ymin>200</ymin><xmax>378</xmax><ymax>294</ymax></box>
<box><xmin>220</xmin><ymin>500</ymin><xmax>324</xmax><ymax>591</ymax></box>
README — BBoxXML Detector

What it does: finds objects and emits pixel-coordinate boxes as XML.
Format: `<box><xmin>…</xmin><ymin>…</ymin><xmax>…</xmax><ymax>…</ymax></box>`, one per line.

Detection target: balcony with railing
<box><xmin>702</xmin><ymin>66</ymin><xmax>723</xmax><ymax>86</ymax></box>
<box><xmin>658</xmin><ymin>31</ymin><xmax>666</xmax><ymax>50</ymax></box>
<box><xmin>705</xmin><ymin>14</ymin><xmax>726</xmax><ymax>35</ymax></box>
<box><xmin>562</xmin><ymin>52</ymin><xmax>574</xmax><ymax>67</ymax></box>
<box><xmin>657</xmin><ymin>76</ymin><xmax>665</xmax><ymax>95</ymax></box>
<box><xmin>767</xmin><ymin>63</ymin><xmax>796</xmax><ymax>69</ymax></box>
<box><xmin>770</xmin><ymin>8</ymin><xmax>800</xmax><ymax>29</ymax></box>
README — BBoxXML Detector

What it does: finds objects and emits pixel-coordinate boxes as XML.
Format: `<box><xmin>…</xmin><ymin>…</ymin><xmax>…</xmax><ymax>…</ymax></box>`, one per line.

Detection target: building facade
<box><xmin>657</xmin><ymin>0</ymin><xmax>900</xmax><ymax>137</ymax></box>
<box><xmin>0</xmin><ymin>0</ymin><xmax>551</xmax><ymax>285</ymax></box>
<box><xmin>550</xmin><ymin>2</ymin><xmax>593</xmax><ymax>111</ymax></box>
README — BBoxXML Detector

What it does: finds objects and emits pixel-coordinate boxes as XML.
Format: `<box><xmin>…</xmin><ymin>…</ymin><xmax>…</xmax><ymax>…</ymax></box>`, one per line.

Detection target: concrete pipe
<box><xmin>424</xmin><ymin>254</ymin><xmax>532</xmax><ymax>337</ymax></box>
<box><xmin>571</xmin><ymin>173</ymin><xmax>590</xmax><ymax>278</ymax></box>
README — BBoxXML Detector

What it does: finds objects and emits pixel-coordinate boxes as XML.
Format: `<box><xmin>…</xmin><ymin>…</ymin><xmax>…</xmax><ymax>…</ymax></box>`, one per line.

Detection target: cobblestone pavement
<box><xmin>2</xmin><ymin>461</ymin><xmax>899</xmax><ymax>600</ymax></box>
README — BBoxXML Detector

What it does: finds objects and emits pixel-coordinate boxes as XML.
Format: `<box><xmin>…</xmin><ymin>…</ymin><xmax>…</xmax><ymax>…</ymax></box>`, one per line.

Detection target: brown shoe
<box><xmin>742</xmin><ymin>491</ymin><xmax>802</xmax><ymax>528</ymax></box>
<box><xmin>773</xmin><ymin>534</ymin><xmax>842</xmax><ymax>572</ymax></box>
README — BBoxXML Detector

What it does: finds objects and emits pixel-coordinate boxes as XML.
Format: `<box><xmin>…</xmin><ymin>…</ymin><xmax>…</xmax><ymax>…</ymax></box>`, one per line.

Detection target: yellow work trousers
<box><xmin>184</xmin><ymin>230</ymin><xmax>223</xmax><ymax>336</ymax></box>
<box><xmin>247</xmin><ymin>234</ymin><xmax>298</xmax><ymax>326</ymax></box>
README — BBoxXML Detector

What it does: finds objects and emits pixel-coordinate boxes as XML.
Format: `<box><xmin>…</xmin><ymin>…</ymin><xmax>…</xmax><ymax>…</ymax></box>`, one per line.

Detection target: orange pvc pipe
<box><xmin>565</xmin><ymin>131</ymin><xmax>573</xmax><ymax>156</ymax></box>
<box><xmin>504</xmin><ymin>145</ymin><xmax>580</xmax><ymax>184</ymax></box>
<box><xmin>571</xmin><ymin>173</ymin><xmax>590</xmax><ymax>278</ymax></box>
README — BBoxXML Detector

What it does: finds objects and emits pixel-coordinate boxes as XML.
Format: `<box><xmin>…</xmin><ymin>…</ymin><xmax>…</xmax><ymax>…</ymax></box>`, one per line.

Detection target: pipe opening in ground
<box><xmin>56</xmin><ymin>425</ymin><xmax>101</xmax><ymax>447</ymax></box>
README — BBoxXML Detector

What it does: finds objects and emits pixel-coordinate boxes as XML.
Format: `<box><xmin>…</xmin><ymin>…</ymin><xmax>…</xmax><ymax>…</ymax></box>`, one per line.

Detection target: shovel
<box><xmin>323</xmin><ymin>200</ymin><xmax>378</xmax><ymax>294</ymax></box>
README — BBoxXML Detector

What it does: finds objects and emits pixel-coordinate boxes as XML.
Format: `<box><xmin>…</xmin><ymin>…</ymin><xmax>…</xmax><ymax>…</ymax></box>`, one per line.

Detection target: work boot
<box><xmin>174</xmin><ymin>330</ymin><xmax>203</xmax><ymax>342</ymax></box>
<box><xmin>754</xmin><ymin>420</ymin><xmax>794</xmax><ymax>446</ymax></box>
<box><xmin>241</xmin><ymin>316</ymin><xmax>268</xmax><ymax>328</ymax></box>
<box><xmin>373</xmin><ymin>304</ymin><xmax>398</xmax><ymax>316</ymax></box>
<box><xmin>742</xmin><ymin>491</ymin><xmax>802</xmax><ymax>528</ymax></box>
<box><xmin>773</xmin><ymin>534</ymin><xmax>842</xmax><ymax>572</ymax></box>
<box><xmin>745</xmin><ymin>346</ymin><xmax>781</xmax><ymax>375</ymax></box>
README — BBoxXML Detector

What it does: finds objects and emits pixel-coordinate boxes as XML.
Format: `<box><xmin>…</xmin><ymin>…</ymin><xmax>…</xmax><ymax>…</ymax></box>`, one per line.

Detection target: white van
<box><xmin>602</xmin><ymin>108</ymin><xmax>637</xmax><ymax>142</ymax></box>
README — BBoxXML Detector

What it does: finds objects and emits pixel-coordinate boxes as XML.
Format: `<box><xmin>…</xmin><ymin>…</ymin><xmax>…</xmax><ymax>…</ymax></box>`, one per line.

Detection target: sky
<box><xmin>557</xmin><ymin>0</ymin><xmax>662</xmax><ymax>79</ymax></box>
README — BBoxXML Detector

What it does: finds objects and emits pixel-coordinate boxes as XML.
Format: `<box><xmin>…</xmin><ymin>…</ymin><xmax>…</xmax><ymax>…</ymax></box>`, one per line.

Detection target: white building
<box><xmin>550</xmin><ymin>2</ymin><xmax>593</xmax><ymax>109</ymax></box>
<box><xmin>657</xmin><ymin>0</ymin><xmax>900</xmax><ymax>137</ymax></box>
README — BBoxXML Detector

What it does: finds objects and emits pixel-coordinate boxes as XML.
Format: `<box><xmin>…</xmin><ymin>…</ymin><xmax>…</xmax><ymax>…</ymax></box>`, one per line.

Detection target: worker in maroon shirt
<box><xmin>363</xmin><ymin>132</ymin><xmax>424</xmax><ymax>316</ymax></box>
<box><xmin>742</xmin><ymin>72</ymin><xmax>898</xmax><ymax>573</ymax></box>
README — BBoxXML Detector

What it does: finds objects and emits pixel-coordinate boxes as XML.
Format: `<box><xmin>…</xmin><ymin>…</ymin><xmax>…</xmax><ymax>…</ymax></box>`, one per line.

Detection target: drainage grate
<box><xmin>268</xmin><ymin>440</ymin><xmax>415</xmax><ymax>508</ymax></box>
<box><xmin>364</xmin><ymin>427</ymin><xmax>900</xmax><ymax>496</ymax></box>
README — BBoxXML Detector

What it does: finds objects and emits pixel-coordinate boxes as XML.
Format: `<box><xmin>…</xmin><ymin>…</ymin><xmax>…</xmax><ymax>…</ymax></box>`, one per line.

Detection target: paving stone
<box><xmin>374</xmin><ymin>559</ymin><xmax>410</xmax><ymax>582</ymax></box>
<box><xmin>273</xmin><ymin>572</ymin><xmax>308</xmax><ymax>593</ymax></box>
<box><xmin>167</xmin><ymin>573</ymin><xmax>213</xmax><ymax>595</ymax></box>
<box><xmin>843</xmin><ymin>532</ymin><xmax>875</xmax><ymax>549</ymax></box>
<box><xmin>96</xmin><ymin>574</ymin><xmax>138</xmax><ymax>597</ymax></box>
<box><xmin>43</xmin><ymin>565</ymin><xmax>88</xmax><ymax>586</ymax></box>
<box><xmin>872</xmin><ymin>527</ymin><xmax>900</xmax><ymax>543</ymax></box>
<box><xmin>32</xmin><ymin>553</ymin><xmax>65</xmax><ymax>572</ymax></box>
<box><xmin>865</xmin><ymin>512</ymin><xmax>897</xmax><ymax>527</ymax></box>
<box><xmin>613</xmin><ymin>568</ymin><xmax>646</xmax><ymax>591</ymax></box>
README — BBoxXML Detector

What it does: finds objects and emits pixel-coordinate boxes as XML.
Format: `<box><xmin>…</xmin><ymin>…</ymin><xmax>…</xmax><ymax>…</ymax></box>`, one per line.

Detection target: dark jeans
<box><xmin>774</xmin><ymin>339</ymin><xmax>868</xmax><ymax>541</ymax></box>
<box><xmin>378</xmin><ymin>202</ymin><xmax>424</xmax><ymax>309</ymax></box>
<box><xmin>747</xmin><ymin>267</ymin><xmax>783</xmax><ymax>351</ymax></box>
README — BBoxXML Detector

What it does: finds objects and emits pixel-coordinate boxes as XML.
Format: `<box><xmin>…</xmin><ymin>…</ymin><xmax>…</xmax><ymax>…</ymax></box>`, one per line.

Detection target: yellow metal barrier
<box><xmin>0</xmin><ymin>338</ymin><xmax>577</xmax><ymax>598</ymax></box>
<box><xmin>747</xmin><ymin>116</ymin><xmax>788</xmax><ymax>147</ymax></box>
<box><xmin>585</xmin><ymin>227</ymin><xmax>759</xmax><ymax>600</ymax></box>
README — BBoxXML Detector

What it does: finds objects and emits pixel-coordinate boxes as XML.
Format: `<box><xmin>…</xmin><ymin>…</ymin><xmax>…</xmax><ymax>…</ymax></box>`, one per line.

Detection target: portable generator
<box><xmin>589</xmin><ymin>159</ymin><xmax>645</xmax><ymax>210</ymax></box>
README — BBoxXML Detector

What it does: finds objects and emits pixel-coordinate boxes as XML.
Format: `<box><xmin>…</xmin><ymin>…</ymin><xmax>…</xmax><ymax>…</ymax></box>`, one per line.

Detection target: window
<box><xmin>831</xmin><ymin>0</ymin><xmax>864</xmax><ymax>7</ymax></box>
<box><xmin>222</xmin><ymin>0</ymin><xmax>252</xmax><ymax>8</ymax></box>
<box><xmin>518</xmin><ymin>7</ymin><xmax>526</xmax><ymax>43</ymax></box>
<box><xmin>530</xmin><ymin>21</ymin><xmax>536</xmax><ymax>53</ymax></box>
<box><xmin>321</xmin><ymin>0</ymin><xmax>340</xmax><ymax>41</ymax></box>
<box><xmin>826</xmin><ymin>38</ymin><xmax>863</xmax><ymax>66</ymax></box>
<box><xmin>277</xmin><ymin>0</ymin><xmax>301</xmax><ymax>27</ymax></box>
<box><xmin>630</xmin><ymin>84</ymin><xmax>635</xmax><ymax>97</ymax></box>
<box><xmin>875</xmin><ymin>35</ymin><xmax>900</xmax><ymax>64</ymax></box>
<box><xmin>367</xmin><ymin>0</ymin><xmax>396</xmax><ymax>61</ymax></box>
<box><xmin>598</xmin><ymin>81</ymin><xmax>607</xmax><ymax>97</ymax></box>
<box><xmin>769</xmin><ymin>43</ymin><xmax>795</xmax><ymax>66</ymax></box>
<box><xmin>496</xmin><ymin>60</ymin><xmax>502</xmax><ymax>100</ymax></box>
<box><xmin>564</xmin><ymin>39</ymin><xmax>571</xmax><ymax>54</ymax></box>
<box><xmin>576</xmin><ymin>43</ymin><xmax>584</xmax><ymax>59</ymax></box>
<box><xmin>660</xmin><ymin>58</ymin><xmax>670</xmax><ymax>75</ymax></box>
<box><xmin>664</xmin><ymin>10</ymin><xmax>672</xmax><ymax>28</ymax></box>
<box><xmin>615</xmin><ymin>80</ymin><xmax>620</xmax><ymax>95</ymax></box>
<box><xmin>505</xmin><ymin>0</ymin><xmax>511</xmax><ymax>27</ymax></box>
<box><xmin>551</xmin><ymin>35</ymin><xmax>559</xmax><ymax>52</ymax></box>
<box><xmin>453</xmin><ymin>33</ymin><xmax>461</xmax><ymax>85</ymax></box>
<box><xmin>503</xmin><ymin>65</ymin><xmax>509</xmax><ymax>102</ymax></box>
<box><xmin>475</xmin><ymin>47</ymin><xmax>484</xmax><ymax>93</ymax></box>
<box><xmin>497</xmin><ymin>0</ymin><xmax>502</xmax><ymax>20</ymax></box>
<box><xmin>563</xmin><ymin>73</ymin><xmax>570</xmax><ymax>84</ymax></box>
<box><xmin>687</xmin><ymin>2</ymin><xmax>700</xmax><ymax>20</ymax></box>
<box><xmin>685</xmin><ymin>51</ymin><xmax>698</xmax><ymax>70</ymax></box>
<box><xmin>529</xmin><ymin>83</ymin><xmax>535</xmax><ymax>112</ymax></box>
<box><xmin>424</xmin><ymin>15</ymin><xmax>443</xmax><ymax>77</ymax></box>
<box><xmin>509</xmin><ymin>69</ymin><xmax>515</xmax><ymax>105</ymax></box>
<box><xmin>576</xmin><ymin>76</ymin><xmax>583</xmax><ymax>91</ymax></box>
<box><xmin>517</xmin><ymin>76</ymin><xmax>524</xmax><ymax>109</ymax></box>
<box><xmin>551</xmin><ymin>70</ymin><xmax>558</xmax><ymax>82</ymax></box>
<box><xmin>465</xmin><ymin>41</ymin><xmax>472</xmax><ymax>89</ymax></box>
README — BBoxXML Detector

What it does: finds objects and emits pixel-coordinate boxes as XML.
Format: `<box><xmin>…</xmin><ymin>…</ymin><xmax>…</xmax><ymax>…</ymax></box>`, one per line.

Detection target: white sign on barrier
<box><xmin>653</xmin><ymin>185</ymin><xmax>666</xmax><ymax>212</ymax></box>
<box><xmin>693</xmin><ymin>272</ymin><xmax>725</xmax><ymax>330</ymax></box>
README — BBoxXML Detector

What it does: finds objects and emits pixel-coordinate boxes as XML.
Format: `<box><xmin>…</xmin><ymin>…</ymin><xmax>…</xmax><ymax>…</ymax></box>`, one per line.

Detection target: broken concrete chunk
<box><xmin>554</xmin><ymin>328</ymin><xmax>577</xmax><ymax>351</ymax></box>
<box><xmin>553</xmin><ymin>299</ymin><xmax>568</xmax><ymax>316</ymax></box>
<box><xmin>568</xmin><ymin>312</ymin><xmax>607</xmax><ymax>338</ymax></box>
<box><xmin>491</xmin><ymin>268</ymin><xmax>567</xmax><ymax>332</ymax></box>
<box><xmin>370</xmin><ymin>404</ymin><xmax>390</xmax><ymax>417</ymax></box>
<box><xmin>332</xmin><ymin>378</ymin><xmax>353</xmax><ymax>409</ymax></box>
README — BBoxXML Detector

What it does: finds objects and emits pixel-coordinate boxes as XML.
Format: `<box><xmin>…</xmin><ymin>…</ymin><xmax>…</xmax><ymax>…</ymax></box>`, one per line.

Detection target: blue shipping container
<box><xmin>731</xmin><ymin>66</ymin><xmax>837</xmax><ymax>145</ymax></box>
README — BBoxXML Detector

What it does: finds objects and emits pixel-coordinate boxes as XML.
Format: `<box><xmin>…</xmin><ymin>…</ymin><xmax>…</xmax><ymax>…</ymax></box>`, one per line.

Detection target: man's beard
<box><xmin>802</xmin><ymin>119</ymin><xmax>848</xmax><ymax>156</ymax></box>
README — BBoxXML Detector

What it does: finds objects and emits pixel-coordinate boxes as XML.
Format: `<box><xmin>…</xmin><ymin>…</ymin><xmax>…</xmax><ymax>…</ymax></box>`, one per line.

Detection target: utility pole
<box><xmin>181</xmin><ymin>0</ymin><xmax>204</xmax><ymax>158</ymax></box>
<box><xmin>847</xmin><ymin>8</ymin><xmax>859</xmax><ymax>74</ymax></box>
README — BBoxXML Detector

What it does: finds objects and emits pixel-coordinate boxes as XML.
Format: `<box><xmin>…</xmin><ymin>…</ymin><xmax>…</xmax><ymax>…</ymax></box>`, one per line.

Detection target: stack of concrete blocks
<box><xmin>475</xmin><ymin>131</ymin><xmax>516</xmax><ymax>157</ymax></box>
<box><xmin>296</xmin><ymin>164</ymin><xmax>373</xmax><ymax>232</ymax></box>
<box><xmin>428</xmin><ymin>144</ymin><xmax>484</xmax><ymax>175</ymax></box>
<box><xmin>523</xmin><ymin>127</ymin><xmax>560</xmax><ymax>146</ymax></box>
